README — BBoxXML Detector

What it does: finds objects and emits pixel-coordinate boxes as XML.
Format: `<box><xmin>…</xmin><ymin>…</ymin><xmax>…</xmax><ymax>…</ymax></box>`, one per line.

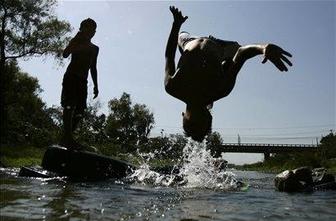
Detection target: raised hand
<box><xmin>169</xmin><ymin>6</ymin><xmax>188</xmax><ymax>26</ymax></box>
<box><xmin>262</xmin><ymin>44</ymin><xmax>292</xmax><ymax>72</ymax></box>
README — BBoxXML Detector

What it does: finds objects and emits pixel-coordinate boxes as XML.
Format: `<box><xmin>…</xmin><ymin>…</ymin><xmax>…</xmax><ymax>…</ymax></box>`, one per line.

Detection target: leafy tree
<box><xmin>319</xmin><ymin>131</ymin><xmax>336</xmax><ymax>160</ymax></box>
<box><xmin>140</xmin><ymin>133</ymin><xmax>188</xmax><ymax>159</ymax></box>
<box><xmin>39</xmin><ymin>102</ymin><xmax>109</xmax><ymax>147</ymax></box>
<box><xmin>105</xmin><ymin>93</ymin><xmax>155</xmax><ymax>151</ymax></box>
<box><xmin>0</xmin><ymin>0</ymin><xmax>71</xmax><ymax>66</ymax></box>
<box><xmin>76</xmin><ymin>101</ymin><xmax>108</xmax><ymax>145</ymax></box>
<box><xmin>106</xmin><ymin>93</ymin><xmax>133</xmax><ymax>145</ymax></box>
<box><xmin>1</xmin><ymin>0</ymin><xmax>72</xmax><ymax>140</ymax></box>
<box><xmin>206</xmin><ymin>131</ymin><xmax>224</xmax><ymax>157</ymax></box>
<box><xmin>167</xmin><ymin>134</ymin><xmax>188</xmax><ymax>158</ymax></box>
<box><xmin>132</xmin><ymin>104</ymin><xmax>155</xmax><ymax>143</ymax></box>
<box><xmin>145</xmin><ymin>136</ymin><xmax>171</xmax><ymax>155</ymax></box>
<box><xmin>2</xmin><ymin>61</ymin><xmax>58</xmax><ymax>147</ymax></box>
<box><xmin>45</xmin><ymin>105</ymin><xmax>63</xmax><ymax>128</ymax></box>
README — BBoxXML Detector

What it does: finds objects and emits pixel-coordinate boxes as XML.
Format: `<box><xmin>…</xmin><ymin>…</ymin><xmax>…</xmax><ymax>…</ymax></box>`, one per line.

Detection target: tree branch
<box><xmin>5</xmin><ymin>50</ymin><xmax>46</xmax><ymax>60</ymax></box>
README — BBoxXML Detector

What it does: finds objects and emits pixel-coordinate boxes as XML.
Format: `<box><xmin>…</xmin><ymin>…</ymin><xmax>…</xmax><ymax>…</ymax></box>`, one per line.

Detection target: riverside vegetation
<box><xmin>1</xmin><ymin>0</ymin><xmax>335</xmax><ymax>172</ymax></box>
<box><xmin>0</xmin><ymin>61</ymin><xmax>225</xmax><ymax>168</ymax></box>
<box><xmin>237</xmin><ymin>132</ymin><xmax>336</xmax><ymax>174</ymax></box>
<box><xmin>1</xmin><ymin>62</ymin><xmax>335</xmax><ymax>173</ymax></box>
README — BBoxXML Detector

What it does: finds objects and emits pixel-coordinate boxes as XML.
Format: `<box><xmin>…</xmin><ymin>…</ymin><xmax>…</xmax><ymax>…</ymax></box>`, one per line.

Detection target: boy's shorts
<box><xmin>61</xmin><ymin>73</ymin><xmax>87</xmax><ymax>113</ymax></box>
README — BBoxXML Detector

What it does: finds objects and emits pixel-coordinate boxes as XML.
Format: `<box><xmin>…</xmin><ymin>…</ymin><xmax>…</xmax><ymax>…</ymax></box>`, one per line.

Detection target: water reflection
<box><xmin>1</xmin><ymin>149</ymin><xmax>336</xmax><ymax>221</ymax></box>
<box><xmin>1</xmin><ymin>169</ymin><xmax>336</xmax><ymax>221</ymax></box>
<box><xmin>45</xmin><ymin>184</ymin><xmax>88</xmax><ymax>219</ymax></box>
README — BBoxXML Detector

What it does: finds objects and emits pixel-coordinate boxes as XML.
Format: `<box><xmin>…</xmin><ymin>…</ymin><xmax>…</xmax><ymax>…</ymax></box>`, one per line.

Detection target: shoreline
<box><xmin>234</xmin><ymin>161</ymin><xmax>336</xmax><ymax>175</ymax></box>
<box><xmin>1</xmin><ymin>145</ymin><xmax>336</xmax><ymax>176</ymax></box>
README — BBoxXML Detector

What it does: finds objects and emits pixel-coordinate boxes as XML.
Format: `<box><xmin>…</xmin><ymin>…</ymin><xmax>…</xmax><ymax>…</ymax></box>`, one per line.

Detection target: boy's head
<box><xmin>79</xmin><ymin>18</ymin><xmax>97</xmax><ymax>38</ymax></box>
<box><xmin>182</xmin><ymin>107</ymin><xmax>212</xmax><ymax>142</ymax></box>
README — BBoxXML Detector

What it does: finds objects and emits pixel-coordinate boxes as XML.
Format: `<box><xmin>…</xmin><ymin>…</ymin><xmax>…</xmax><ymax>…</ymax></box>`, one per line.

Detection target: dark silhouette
<box><xmin>165</xmin><ymin>6</ymin><xmax>292</xmax><ymax>142</ymax></box>
<box><xmin>60</xmin><ymin>18</ymin><xmax>99</xmax><ymax>149</ymax></box>
<box><xmin>0</xmin><ymin>1</ymin><xmax>71</xmax><ymax>143</ymax></box>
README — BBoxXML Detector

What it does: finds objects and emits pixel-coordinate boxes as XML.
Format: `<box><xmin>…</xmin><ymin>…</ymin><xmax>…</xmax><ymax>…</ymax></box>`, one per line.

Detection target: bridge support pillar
<box><xmin>264</xmin><ymin>152</ymin><xmax>270</xmax><ymax>161</ymax></box>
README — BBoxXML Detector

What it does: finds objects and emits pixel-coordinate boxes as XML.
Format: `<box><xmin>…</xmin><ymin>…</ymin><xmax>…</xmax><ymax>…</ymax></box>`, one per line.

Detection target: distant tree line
<box><xmin>1</xmin><ymin>61</ymin><xmax>60</xmax><ymax>147</ymax></box>
<box><xmin>2</xmin><ymin>0</ymin><xmax>334</xmax><ymax>167</ymax></box>
<box><xmin>252</xmin><ymin>132</ymin><xmax>336</xmax><ymax>171</ymax></box>
<box><xmin>0</xmin><ymin>60</ymin><xmax>224</xmax><ymax>161</ymax></box>
<box><xmin>1</xmin><ymin>60</ymin><xmax>334</xmax><ymax>165</ymax></box>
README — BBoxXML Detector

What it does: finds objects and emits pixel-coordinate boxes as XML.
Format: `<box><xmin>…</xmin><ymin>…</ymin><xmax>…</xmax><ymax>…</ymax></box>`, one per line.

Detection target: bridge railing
<box><xmin>221</xmin><ymin>143</ymin><xmax>318</xmax><ymax>148</ymax></box>
<box><xmin>218</xmin><ymin>143</ymin><xmax>318</xmax><ymax>153</ymax></box>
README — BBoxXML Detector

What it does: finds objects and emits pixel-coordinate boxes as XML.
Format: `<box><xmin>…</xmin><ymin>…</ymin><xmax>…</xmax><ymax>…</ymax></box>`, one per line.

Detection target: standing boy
<box><xmin>60</xmin><ymin>18</ymin><xmax>99</xmax><ymax>149</ymax></box>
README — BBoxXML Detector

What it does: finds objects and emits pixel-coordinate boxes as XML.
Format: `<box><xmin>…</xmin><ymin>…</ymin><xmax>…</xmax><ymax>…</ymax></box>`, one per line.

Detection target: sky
<box><xmin>18</xmin><ymin>0</ymin><xmax>335</xmax><ymax>164</ymax></box>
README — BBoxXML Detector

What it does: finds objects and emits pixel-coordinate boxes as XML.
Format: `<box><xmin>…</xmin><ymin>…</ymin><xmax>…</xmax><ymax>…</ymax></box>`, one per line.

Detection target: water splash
<box><xmin>127</xmin><ymin>149</ymin><xmax>178</xmax><ymax>187</ymax></box>
<box><xmin>127</xmin><ymin>139</ymin><xmax>245</xmax><ymax>191</ymax></box>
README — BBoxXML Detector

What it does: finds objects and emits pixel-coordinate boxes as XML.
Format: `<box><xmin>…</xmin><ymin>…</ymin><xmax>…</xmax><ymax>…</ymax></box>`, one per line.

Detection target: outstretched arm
<box><xmin>233</xmin><ymin>43</ymin><xmax>292</xmax><ymax>72</ymax></box>
<box><xmin>213</xmin><ymin>43</ymin><xmax>292</xmax><ymax>101</ymax></box>
<box><xmin>164</xmin><ymin>6</ymin><xmax>188</xmax><ymax>85</ymax></box>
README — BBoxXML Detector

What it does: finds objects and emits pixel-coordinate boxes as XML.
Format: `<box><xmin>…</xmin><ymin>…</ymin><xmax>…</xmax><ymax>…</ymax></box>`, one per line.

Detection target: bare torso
<box><xmin>165</xmin><ymin>37</ymin><xmax>239</xmax><ymax>105</ymax></box>
<box><xmin>65</xmin><ymin>42</ymin><xmax>98</xmax><ymax>81</ymax></box>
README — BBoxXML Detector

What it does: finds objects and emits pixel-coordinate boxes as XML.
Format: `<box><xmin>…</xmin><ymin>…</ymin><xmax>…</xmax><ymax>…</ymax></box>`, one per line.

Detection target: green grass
<box><xmin>2</xmin><ymin>144</ymin><xmax>336</xmax><ymax>176</ymax></box>
<box><xmin>322</xmin><ymin>158</ymin><xmax>336</xmax><ymax>174</ymax></box>
<box><xmin>237</xmin><ymin>158</ymin><xmax>336</xmax><ymax>175</ymax></box>
<box><xmin>95</xmin><ymin>144</ymin><xmax>179</xmax><ymax>168</ymax></box>
<box><xmin>0</xmin><ymin>146</ymin><xmax>46</xmax><ymax>168</ymax></box>
<box><xmin>235</xmin><ymin>162</ymin><xmax>285</xmax><ymax>174</ymax></box>
<box><xmin>0</xmin><ymin>144</ymin><xmax>172</xmax><ymax>169</ymax></box>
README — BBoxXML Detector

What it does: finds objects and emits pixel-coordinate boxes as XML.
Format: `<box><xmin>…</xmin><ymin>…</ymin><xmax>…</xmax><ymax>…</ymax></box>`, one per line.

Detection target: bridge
<box><xmin>217</xmin><ymin>143</ymin><xmax>319</xmax><ymax>160</ymax></box>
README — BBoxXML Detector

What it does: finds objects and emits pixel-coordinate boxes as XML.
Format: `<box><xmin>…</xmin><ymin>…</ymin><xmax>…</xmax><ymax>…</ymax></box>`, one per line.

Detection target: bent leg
<box><xmin>221</xmin><ymin>61</ymin><xmax>238</xmax><ymax>96</ymax></box>
<box><xmin>212</xmin><ymin>60</ymin><xmax>244</xmax><ymax>102</ymax></box>
<box><xmin>208</xmin><ymin>36</ymin><xmax>240</xmax><ymax>60</ymax></box>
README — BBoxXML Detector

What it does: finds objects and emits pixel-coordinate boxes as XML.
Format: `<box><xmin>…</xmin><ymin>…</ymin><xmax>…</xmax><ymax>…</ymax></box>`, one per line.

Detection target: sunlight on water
<box><xmin>1</xmin><ymin>156</ymin><xmax>335</xmax><ymax>220</ymax></box>
<box><xmin>127</xmin><ymin>139</ymin><xmax>243</xmax><ymax>190</ymax></box>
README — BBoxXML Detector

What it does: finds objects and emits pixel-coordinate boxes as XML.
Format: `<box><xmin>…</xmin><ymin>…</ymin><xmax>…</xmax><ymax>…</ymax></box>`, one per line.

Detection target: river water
<box><xmin>1</xmin><ymin>143</ymin><xmax>336</xmax><ymax>221</ymax></box>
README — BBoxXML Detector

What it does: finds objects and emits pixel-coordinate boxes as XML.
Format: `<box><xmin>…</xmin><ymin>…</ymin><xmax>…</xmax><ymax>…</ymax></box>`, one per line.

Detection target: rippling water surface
<box><xmin>1</xmin><ymin>168</ymin><xmax>336</xmax><ymax>221</ymax></box>
<box><xmin>1</xmin><ymin>142</ymin><xmax>336</xmax><ymax>220</ymax></box>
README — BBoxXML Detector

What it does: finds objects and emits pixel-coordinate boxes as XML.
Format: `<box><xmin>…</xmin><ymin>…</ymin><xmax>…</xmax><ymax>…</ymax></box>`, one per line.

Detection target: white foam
<box><xmin>127</xmin><ymin>139</ymin><xmax>242</xmax><ymax>190</ymax></box>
